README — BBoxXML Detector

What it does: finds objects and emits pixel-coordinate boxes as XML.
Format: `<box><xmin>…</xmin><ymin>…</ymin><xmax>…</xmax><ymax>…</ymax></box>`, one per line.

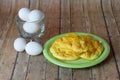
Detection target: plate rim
<box><xmin>43</xmin><ymin>32</ymin><xmax>110</xmax><ymax>68</ymax></box>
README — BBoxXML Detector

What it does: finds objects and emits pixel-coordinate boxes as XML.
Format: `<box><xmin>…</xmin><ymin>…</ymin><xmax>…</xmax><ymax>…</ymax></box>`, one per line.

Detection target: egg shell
<box><xmin>14</xmin><ymin>38</ymin><xmax>26</xmax><ymax>52</ymax></box>
<box><xmin>28</xmin><ymin>9</ymin><xmax>44</xmax><ymax>22</ymax></box>
<box><xmin>18</xmin><ymin>8</ymin><xmax>30</xmax><ymax>21</ymax></box>
<box><xmin>25</xmin><ymin>42</ymin><xmax>42</xmax><ymax>56</ymax></box>
<box><xmin>23</xmin><ymin>22</ymin><xmax>40</xmax><ymax>34</ymax></box>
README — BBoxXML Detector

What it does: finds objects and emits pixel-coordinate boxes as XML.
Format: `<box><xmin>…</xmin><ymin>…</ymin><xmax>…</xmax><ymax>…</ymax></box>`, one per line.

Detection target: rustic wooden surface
<box><xmin>0</xmin><ymin>0</ymin><xmax>120</xmax><ymax>80</ymax></box>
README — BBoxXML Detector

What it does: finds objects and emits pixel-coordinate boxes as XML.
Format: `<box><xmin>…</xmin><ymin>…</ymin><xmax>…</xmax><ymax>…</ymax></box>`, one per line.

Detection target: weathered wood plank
<box><xmin>0</xmin><ymin>5</ymin><xmax>24</xmax><ymax>79</ymax></box>
<box><xmin>102</xmin><ymin>0</ymin><xmax>119</xmax><ymax>37</ymax></box>
<box><xmin>0</xmin><ymin>0</ymin><xmax>120</xmax><ymax>80</ymax></box>
<box><xmin>83</xmin><ymin>0</ymin><xmax>119</xmax><ymax>80</ymax></box>
<box><xmin>11</xmin><ymin>0</ymin><xmax>30</xmax><ymax>14</ymax></box>
<box><xmin>58</xmin><ymin>0</ymin><xmax>72</xmax><ymax>80</ymax></box>
<box><xmin>111</xmin><ymin>0</ymin><xmax>120</xmax><ymax>31</ymax></box>
<box><xmin>0</xmin><ymin>0</ymin><xmax>12</xmax><ymax>14</ymax></box>
<box><xmin>108</xmin><ymin>0</ymin><xmax>120</xmax><ymax>77</ymax></box>
<box><xmin>26</xmin><ymin>55</ymin><xmax>46</xmax><ymax>80</ymax></box>
<box><xmin>59</xmin><ymin>68</ymin><xmax>72</xmax><ymax>80</ymax></box>
<box><xmin>26</xmin><ymin>0</ymin><xmax>60</xmax><ymax>80</ymax></box>
<box><xmin>12</xmin><ymin>53</ymin><xmax>29</xmax><ymax>80</ymax></box>
<box><xmin>70</xmin><ymin>0</ymin><xmax>92</xmax><ymax>80</ymax></box>
<box><xmin>60</xmin><ymin>0</ymin><xmax>71</xmax><ymax>33</ymax></box>
<box><xmin>110</xmin><ymin>37</ymin><xmax>120</xmax><ymax>72</ymax></box>
<box><xmin>0</xmin><ymin>16</ymin><xmax>17</xmax><ymax>80</ymax></box>
<box><xmin>10</xmin><ymin>0</ymin><xmax>30</xmax><ymax>80</ymax></box>
<box><xmin>29</xmin><ymin>0</ymin><xmax>40</xmax><ymax>9</ymax></box>
<box><xmin>0</xmin><ymin>0</ymin><xmax>18</xmax><ymax>80</ymax></box>
<box><xmin>83</xmin><ymin>0</ymin><xmax>108</xmax><ymax>37</ymax></box>
<box><xmin>42</xmin><ymin>1</ymin><xmax>60</xmax><ymax>80</ymax></box>
<box><xmin>71</xmin><ymin>0</ymin><xmax>87</xmax><ymax>32</ymax></box>
<box><xmin>102</xmin><ymin>0</ymin><xmax>120</xmax><ymax>72</ymax></box>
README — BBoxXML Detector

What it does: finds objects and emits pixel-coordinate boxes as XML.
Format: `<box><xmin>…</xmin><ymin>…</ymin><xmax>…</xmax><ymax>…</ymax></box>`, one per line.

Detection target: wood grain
<box><xmin>111</xmin><ymin>0</ymin><xmax>120</xmax><ymax>34</ymax></box>
<box><xmin>30</xmin><ymin>0</ymin><xmax>40</xmax><ymax>9</ymax></box>
<box><xmin>102</xmin><ymin>0</ymin><xmax>119</xmax><ymax>37</ymax></box>
<box><xmin>111</xmin><ymin>0</ymin><xmax>120</xmax><ymax>72</ymax></box>
<box><xmin>0</xmin><ymin>0</ymin><xmax>120</xmax><ymax>80</ymax></box>
<box><xmin>59</xmin><ymin>0</ymin><xmax>72</xmax><ymax>80</ymax></box>
<box><xmin>43</xmin><ymin>0</ymin><xmax>60</xmax><ymax>80</ymax></box>
<box><xmin>71</xmin><ymin>0</ymin><xmax>86</xmax><ymax>32</ymax></box>
<box><xmin>106</xmin><ymin>0</ymin><xmax>120</xmax><ymax>77</ymax></box>
<box><xmin>84</xmin><ymin>0</ymin><xmax>119</xmax><ymax>80</ymax></box>
<box><xmin>26</xmin><ymin>55</ymin><xmax>46</xmax><ymax>80</ymax></box>
<box><xmin>9</xmin><ymin>0</ymin><xmax>30</xmax><ymax>80</ymax></box>
<box><xmin>0</xmin><ymin>16</ymin><xmax>17</xmax><ymax>80</ymax></box>
<box><xmin>12</xmin><ymin>53</ymin><xmax>29</xmax><ymax>80</ymax></box>
<box><xmin>60</xmin><ymin>0</ymin><xmax>71</xmax><ymax>33</ymax></box>
<box><xmin>71</xmin><ymin>0</ymin><xmax>92</xmax><ymax>80</ymax></box>
<box><xmin>26</xmin><ymin>0</ymin><xmax>60</xmax><ymax>80</ymax></box>
<box><xmin>0</xmin><ymin>0</ymin><xmax>17</xmax><ymax>79</ymax></box>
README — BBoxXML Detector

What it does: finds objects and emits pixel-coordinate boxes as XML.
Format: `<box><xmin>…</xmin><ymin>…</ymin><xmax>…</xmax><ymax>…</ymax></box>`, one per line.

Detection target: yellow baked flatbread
<box><xmin>50</xmin><ymin>33</ymin><xmax>103</xmax><ymax>60</ymax></box>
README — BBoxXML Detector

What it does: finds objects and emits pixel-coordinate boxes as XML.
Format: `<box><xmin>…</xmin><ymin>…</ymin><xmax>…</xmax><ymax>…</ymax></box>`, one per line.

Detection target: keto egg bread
<box><xmin>50</xmin><ymin>33</ymin><xmax>103</xmax><ymax>60</ymax></box>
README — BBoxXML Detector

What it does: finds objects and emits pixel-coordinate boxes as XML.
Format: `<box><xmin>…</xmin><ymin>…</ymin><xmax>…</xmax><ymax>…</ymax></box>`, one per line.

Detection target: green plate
<box><xmin>43</xmin><ymin>32</ymin><xmax>110</xmax><ymax>68</ymax></box>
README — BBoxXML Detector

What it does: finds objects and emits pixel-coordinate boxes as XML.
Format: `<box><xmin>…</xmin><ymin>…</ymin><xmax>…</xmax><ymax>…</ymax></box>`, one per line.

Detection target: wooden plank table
<box><xmin>0</xmin><ymin>0</ymin><xmax>120</xmax><ymax>80</ymax></box>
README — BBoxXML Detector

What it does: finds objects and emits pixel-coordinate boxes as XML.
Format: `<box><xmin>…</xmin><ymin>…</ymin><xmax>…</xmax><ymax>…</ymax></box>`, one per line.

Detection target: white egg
<box><xmin>28</xmin><ymin>9</ymin><xmax>44</xmax><ymax>22</ymax></box>
<box><xmin>14</xmin><ymin>38</ymin><xmax>26</xmax><ymax>52</ymax></box>
<box><xmin>25</xmin><ymin>42</ymin><xmax>42</xmax><ymax>56</ymax></box>
<box><xmin>18</xmin><ymin>8</ymin><xmax>30</xmax><ymax>21</ymax></box>
<box><xmin>23</xmin><ymin>22</ymin><xmax>39</xmax><ymax>34</ymax></box>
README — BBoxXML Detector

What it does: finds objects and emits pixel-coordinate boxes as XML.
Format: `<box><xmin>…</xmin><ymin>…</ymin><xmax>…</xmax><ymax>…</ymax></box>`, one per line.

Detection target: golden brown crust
<box><xmin>50</xmin><ymin>33</ymin><xmax>104</xmax><ymax>60</ymax></box>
